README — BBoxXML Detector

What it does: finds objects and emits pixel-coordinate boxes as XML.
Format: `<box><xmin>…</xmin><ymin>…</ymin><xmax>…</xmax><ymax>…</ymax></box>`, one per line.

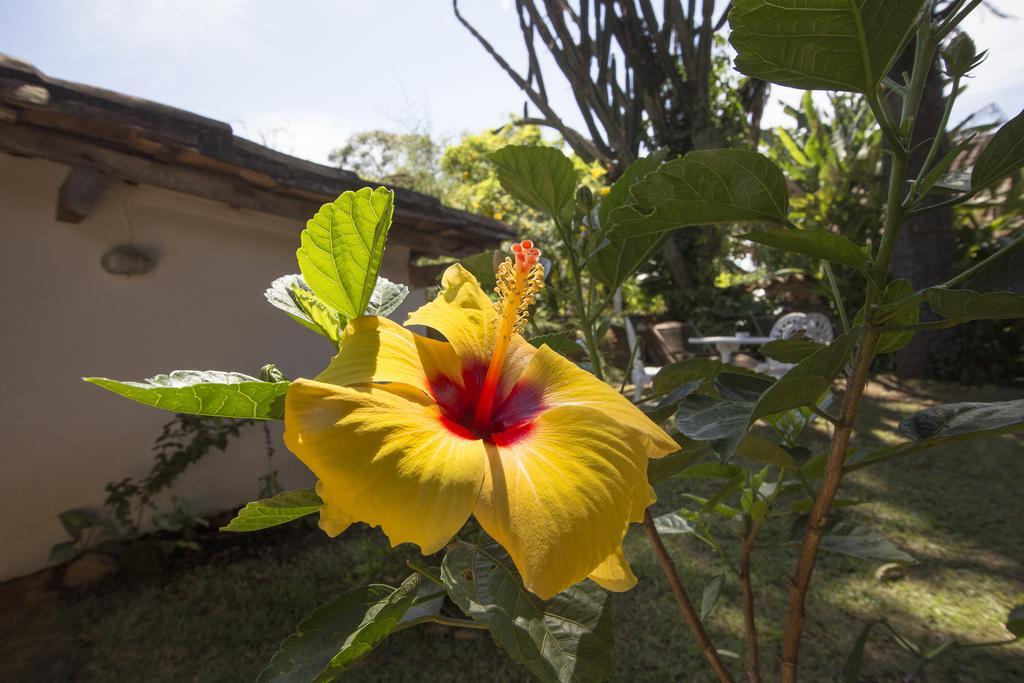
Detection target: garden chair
<box><xmin>756</xmin><ymin>312</ymin><xmax>834</xmax><ymax>378</ymax></box>
<box><xmin>626</xmin><ymin>318</ymin><xmax>706</xmax><ymax>400</ymax></box>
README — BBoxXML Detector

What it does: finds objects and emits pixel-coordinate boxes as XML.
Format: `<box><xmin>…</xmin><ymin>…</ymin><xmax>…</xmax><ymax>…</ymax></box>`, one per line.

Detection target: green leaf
<box><xmin>265</xmin><ymin>274</ymin><xmax>340</xmax><ymax>341</ymax></box>
<box><xmin>759</xmin><ymin>339</ymin><xmax>825</xmax><ymax>364</ymax></box>
<box><xmin>259</xmin><ymin>574</ymin><xmax>421</xmax><ymax>683</ymax></box>
<box><xmin>291</xmin><ymin>285</ymin><xmax>344</xmax><ymax>343</ymax></box>
<box><xmin>961</xmin><ymin>238</ymin><xmax>1024</xmax><ymax>294</ymax></box>
<box><xmin>972</xmin><ymin>108</ymin><xmax>1024</xmax><ymax>191</ymax></box>
<box><xmin>221</xmin><ymin>488</ymin><xmax>322</xmax><ymax>532</ymax></box>
<box><xmin>677</xmin><ymin>395</ymin><xmax>753</xmax><ymax>460</ymax></box>
<box><xmin>677</xmin><ymin>461</ymin><xmax>745</xmax><ymax>479</ymax></box>
<box><xmin>844</xmin><ymin>619</ymin><xmax>884</xmax><ymax>683</ymax></box>
<box><xmin>528</xmin><ymin>331</ymin><xmax>586</xmax><ymax>360</ymax></box>
<box><xmin>490</xmin><ymin>145</ymin><xmax>578</xmax><ymax>223</ymax></box>
<box><xmin>458</xmin><ymin>250</ymin><xmax>500</xmax><ymax>291</ymax></box>
<box><xmin>918</xmin><ymin>134</ymin><xmax>977</xmax><ymax>197</ymax></box>
<box><xmin>297</xmin><ymin>187</ymin><xmax>395</xmax><ymax>320</ymax></box>
<box><xmin>441</xmin><ymin>539</ymin><xmax>613</xmax><ymax>683</ymax></box>
<box><xmin>875</xmin><ymin>279</ymin><xmax>918</xmax><ymax>353</ymax></box>
<box><xmin>729</xmin><ymin>0</ymin><xmax>927</xmax><ymax>93</ymax></box>
<box><xmin>648</xmin><ymin>444</ymin><xmax>709</xmax><ymax>485</ymax></box>
<box><xmin>899</xmin><ymin>399</ymin><xmax>1024</xmax><ymax>441</ymax></box>
<box><xmin>700</xmin><ymin>575</ymin><xmax>725</xmax><ymax>621</ymax></box>
<box><xmin>364</xmin><ymin>276</ymin><xmax>409</xmax><ymax>317</ymax></box>
<box><xmin>924</xmin><ymin>288</ymin><xmax>1024</xmax><ymax>321</ymax></box>
<box><xmin>1007</xmin><ymin>605</ymin><xmax>1024</xmax><ymax>638</ymax></box>
<box><xmin>609</xmin><ymin>150</ymin><xmax>789</xmax><ymax>238</ymax></box>
<box><xmin>741</xmin><ymin>228</ymin><xmax>868</xmax><ymax>270</ymax></box>
<box><xmin>85</xmin><ymin>371</ymin><xmax>289</xmax><ymax>420</ymax></box>
<box><xmin>715</xmin><ymin>372</ymin><xmax>775</xmax><ymax>403</ymax></box>
<box><xmin>49</xmin><ymin>541</ymin><xmax>80</xmax><ymax>563</ymax></box>
<box><xmin>653</xmin><ymin>358</ymin><xmax>764</xmax><ymax>396</ymax></box>
<box><xmin>590</xmin><ymin>151</ymin><xmax>669</xmax><ymax>289</ymax></box>
<box><xmin>751</xmin><ymin>330</ymin><xmax>860</xmax><ymax>421</ymax></box>
<box><xmin>58</xmin><ymin>510</ymin><xmax>98</xmax><ymax>542</ymax></box>
<box><xmin>735</xmin><ymin>434</ymin><xmax>800</xmax><ymax>470</ymax></box>
<box><xmin>821</xmin><ymin>523</ymin><xmax>915</xmax><ymax>563</ymax></box>
<box><xmin>652</xmin><ymin>512</ymin><xmax>696</xmax><ymax>535</ymax></box>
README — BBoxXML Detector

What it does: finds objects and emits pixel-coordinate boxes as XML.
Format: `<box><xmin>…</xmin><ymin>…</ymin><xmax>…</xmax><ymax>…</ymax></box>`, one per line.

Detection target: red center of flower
<box><xmin>428</xmin><ymin>362</ymin><xmax>544</xmax><ymax>446</ymax></box>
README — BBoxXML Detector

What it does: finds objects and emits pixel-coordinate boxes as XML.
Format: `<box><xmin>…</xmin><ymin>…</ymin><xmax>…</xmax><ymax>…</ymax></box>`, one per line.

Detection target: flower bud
<box><xmin>260</xmin><ymin>364</ymin><xmax>287</xmax><ymax>383</ymax></box>
<box><xmin>942</xmin><ymin>33</ymin><xmax>986</xmax><ymax>78</ymax></box>
<box><xmin>574</xmin><ymin>185</ymin><xmax>595</xmax><ymax>214</ymax></box>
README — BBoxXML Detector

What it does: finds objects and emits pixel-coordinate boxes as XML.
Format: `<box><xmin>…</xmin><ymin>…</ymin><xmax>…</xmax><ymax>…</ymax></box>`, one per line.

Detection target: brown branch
<box><xmin>643</xmin><ymin>510</ymin><xmax>736</xmax><ymax>683</ymax></box>
<box><xmin>779</xmin><ymin>330</ymin><xmax>880</xmax><ymax>682</ymax></box>
<box><xmin>739</xmin><ymin>516</ymin><xmax>760</xmax><ymax>683</ymax></box>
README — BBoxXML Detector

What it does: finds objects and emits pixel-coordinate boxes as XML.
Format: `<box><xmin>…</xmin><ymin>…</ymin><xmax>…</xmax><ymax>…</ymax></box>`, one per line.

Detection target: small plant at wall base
<box><xmin>51</xmin><ymin>414</ymin><xmax>259</xmax><ymax>563</ymax></box>
<box><xmin>84</xmin><ymin>1</ymin><xmax>1022</xmax><ymax>680</ymax></box>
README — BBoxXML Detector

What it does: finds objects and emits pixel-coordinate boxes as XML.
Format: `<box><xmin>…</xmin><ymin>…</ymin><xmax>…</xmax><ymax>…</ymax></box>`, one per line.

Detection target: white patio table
<box><xmin>688</xmin><ymin>334</ymin><xmax>773</xmax><ymax>364</ymax></box>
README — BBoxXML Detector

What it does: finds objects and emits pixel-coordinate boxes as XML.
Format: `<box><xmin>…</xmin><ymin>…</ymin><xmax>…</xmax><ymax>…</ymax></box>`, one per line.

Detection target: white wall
<box><xmin>0</xmin><ymin>154</ymin><xmax>425</xmax><ymax>580</ymax></box>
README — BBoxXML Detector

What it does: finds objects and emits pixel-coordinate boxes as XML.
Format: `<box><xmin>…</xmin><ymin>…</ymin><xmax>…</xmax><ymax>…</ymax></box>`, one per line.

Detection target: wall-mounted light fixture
<box><xmin>100</xmin><ymin>244</ymin><xmax>155</xmax><ymax>276</ymax></box>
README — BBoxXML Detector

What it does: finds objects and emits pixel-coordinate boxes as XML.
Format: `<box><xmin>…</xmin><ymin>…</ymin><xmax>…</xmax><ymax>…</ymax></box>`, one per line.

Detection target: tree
<box><xmin>328</xmin><ymin>129</ymin><xmax>447</xmax><ymax>198</ymax></box>
<box><xmin>454</xmin><ymin>0</ymin><xmax>769</xmax><ymax>294</ymax></box>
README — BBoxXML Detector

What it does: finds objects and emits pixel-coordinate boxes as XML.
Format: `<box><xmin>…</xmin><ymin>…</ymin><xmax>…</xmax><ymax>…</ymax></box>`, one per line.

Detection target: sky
<box><xmin>1</xmin><ymin>1</ymin><xmax>1021</xmax><ymax>165</ymax></box>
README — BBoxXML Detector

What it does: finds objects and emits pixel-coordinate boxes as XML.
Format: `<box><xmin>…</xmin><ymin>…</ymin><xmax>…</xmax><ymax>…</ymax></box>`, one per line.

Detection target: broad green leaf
<box><xmin>609</xmin><ymin>150</ymin><xmax>789</xmax><ymax>238</ymax></box>
<box><xmin>715</xmin><ymin>372</ymin><xmax>775</xmax><ymax>403</ymax></box>
<box><xmin>677</xmin><ymin>461</ymin><xmax>744</xmax><ymax>479</ymax></box>
<box><xmin>590</xmin><ymin>151</ymin><xmax>669</xmax><ymax>289</ymax></box>
<box><xmin>652</xmin><ymin>511</ymin><xmax>696</xmax><ymax>535</ymax></box>
<box><xmin>924</xmin><ymin>288</ymin><xmax>1024</xmax><ymax>321</ymax></box>
<box><xmin>264</xmin><ymin>274</ymin><xmax>339</xmax><ymax>340</ymax></box>
<box><xmin>86</xmin><ymin>371</ymin><xmax>289</xmax><ymax>420</ymax></box>
<box><xmin>458</xmin><ymin>250</ymin><xmax>500</xmax><ymax>291</ymax></box>
<box><xmin>441</xmin><ymin>539</ymin><xmax>613</xmax><ymax>683</ymax></box>
<box><xmin>751</xmin><ymin>330</ymin><xmax>860</xmax><ymax>421</ymax></box>
<box><xmin>648</xmin><ymin>444</ymin><xmax>709</xmax><ymax>485</ymax></box>
<box><xmin>527</xmin><ymin>331</ymin><xmax>586</xmax><ymax>360</ymax></box>
<box><xmin>961</xmin><ymin>237</ymin><xmax>1024</xmax><ymax>294</ymax></box>
<box><xmin>364</xmin><ymin>276</ymin><xmax>409</xmax><ymax>317</ymax></box>
<box><xmin>398</xmin><ymin>567</ymin><xmax>445</xmax><ymax>627</ymax></box>
<box><xmin>653</xmin><ymin>358</ymin><xmax>765</xmax><ymax>396</ymax></box>
<box><xmin>972</xmin><ymin>108</ymin><xmax>1024</xmax><ymax>190</ymax></box>
<box><xmin>729</xmin><ymin>0</ymin><xmax>927</xmax><ymax>93</ymax></box>
<box><xmin>297</xmin><ymin>187</ymin><xmax>395</xmax><ymax>319</ymax></box>
<box><xmin>1007</xmin><ymin>605</ymin><xmax>1024</xmax><ymax>638</ymax></box>
<box><xmin>259</xmin><ymin>574</ymin><xmax>421</xmax><ymax>682</ymax></box>
<box><xmin>58</xmin><ymin>510</ymin><xmax>97</xmax><ymax>542</ymax></box>
<box><xmin>899</xmin><ymin>398</ymin><xmax>1024</xmax><ymax>441</ymax></box>
<box><xmin>49</xmin><ymin>541</ymin><xmax>80</xmax><ymax>563</ymax></box>
<box><xmin>741</xmin><ymin>228</ymin><xmax>868</xmax><ymax>270</ymax></box>
<box><xmin>490</xmin><ymin>145</ymin><xmax>578</xmax><ymax>223</ymax></box>
<box><xmin>221</xmin><ymin>488</ymin><xmax>322</xmax><ymax>532</ymax></box>
<box><xmin>821</xmin><ymin>523</ymin><xmax>915</xmax><ymax>563</ymax></box>
<box><xmin>700</xmin><ymin>575</ymin><xmax>725</xmax><ymax>621</ymax></box>
<box><xmin>676</xmin><ymin>395</ymin><xmax>753</xmax><ymax>460</ymax></box>
<box><xmin>735</xmin><ymin>434</ymin><xmax>800</xmax><ymax>470</ymax></box>
<box><xmin>642</xmin><ymin>381</ymin><xmax>703</xmax><ymax>423</ymax></box>
<box><xmin>760</xmin><ymin>339</ymin><xmax>825</xmax><ymax>364</ymax></box>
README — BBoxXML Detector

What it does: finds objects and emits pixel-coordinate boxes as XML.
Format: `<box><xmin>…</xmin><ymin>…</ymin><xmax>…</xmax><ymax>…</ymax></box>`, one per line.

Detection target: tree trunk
<box><xmin>890</xmin><ymin>55</ymin><xmax>958</xmax><ymax>378</ymax></box>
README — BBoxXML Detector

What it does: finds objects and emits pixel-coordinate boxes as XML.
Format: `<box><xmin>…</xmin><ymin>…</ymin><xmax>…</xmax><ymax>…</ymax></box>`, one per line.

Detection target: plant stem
<box><xmin>642</xmin><ymin>510</ymin><xmax>735</xmax><ymax>683</ymax></box>
<box><xmin>739</xmin><ymin>516</ymin><xmax>760</xmax><ymax>683</ymax></box>
<box><xmin>822</xmin><ymin>261</ymin><xmax>850</xmax><ymax>334</ymax></box>
<box><xmin>779</xmin><ymin>328</ymin><xmax>880</xmax><ymax>682</ymax></box>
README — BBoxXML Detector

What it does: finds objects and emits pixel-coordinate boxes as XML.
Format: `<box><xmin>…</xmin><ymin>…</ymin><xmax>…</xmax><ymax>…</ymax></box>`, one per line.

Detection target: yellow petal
<box><xmin>520</xmin><ymin>345</ymin><xmax>678</xmax><ymax>457</ymax></box>
<box><xmin>315</xmin><ymin>316</ymin><xmax>459</xmax><ymax>396</ymax></box>
<box><xmin>285</xmin><ymin>379</ymin><xmax>486</xmax><ymax>553</ymax></box>
<box><xmin>472</xmin><ymin>405</ymin><xmax>651</xmax><ymax>599</ymax></box>
<box><xmin>588</xmin><ymin>546</ymin><xmax>638</xmax><ymax>592</ymax></box>
<box><xmin>405</xmin><ymin>264</ymin><xmax>496</xmax><ymax>362</ymax></box>
<box><xmin>314</xmin><ymin>480</ymin><xmax>352</xmax><ymax>537</ymax></box>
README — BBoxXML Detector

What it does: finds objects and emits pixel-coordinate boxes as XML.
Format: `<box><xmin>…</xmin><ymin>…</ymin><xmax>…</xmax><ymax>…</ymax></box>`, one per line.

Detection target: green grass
<box><xmin>68</xmin><ymin>378</ymin><xmax>1024</xmax><ymax>682</ymax></box>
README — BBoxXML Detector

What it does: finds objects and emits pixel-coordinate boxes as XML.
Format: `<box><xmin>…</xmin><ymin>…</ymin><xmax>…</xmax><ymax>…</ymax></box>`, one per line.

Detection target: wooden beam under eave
<box><xmin>56</xmin><ymin>166</ymin><xmax>106</xmax><ymax>223</ymax></box>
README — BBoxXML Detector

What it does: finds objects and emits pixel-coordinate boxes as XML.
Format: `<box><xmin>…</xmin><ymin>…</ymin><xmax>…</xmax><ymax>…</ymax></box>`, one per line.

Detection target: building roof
<box><xmin>0</xmin><ymin>54</ymin><xmax>515</xmax><ymax>256</ymax></box>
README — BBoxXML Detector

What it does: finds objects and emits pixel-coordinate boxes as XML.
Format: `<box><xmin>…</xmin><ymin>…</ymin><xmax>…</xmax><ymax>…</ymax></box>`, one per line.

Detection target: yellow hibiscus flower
<box><xmin>284</xmin><ymin>241</ymin><xmax>677</xmax><ymax>599</ymax></box>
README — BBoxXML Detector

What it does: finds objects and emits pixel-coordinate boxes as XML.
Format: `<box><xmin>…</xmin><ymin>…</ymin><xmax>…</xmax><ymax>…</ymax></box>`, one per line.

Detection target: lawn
<box><xmin>59</xmin><ymin>378</ymin><xmax>1024</xmax><ymax>681</ymax></box>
